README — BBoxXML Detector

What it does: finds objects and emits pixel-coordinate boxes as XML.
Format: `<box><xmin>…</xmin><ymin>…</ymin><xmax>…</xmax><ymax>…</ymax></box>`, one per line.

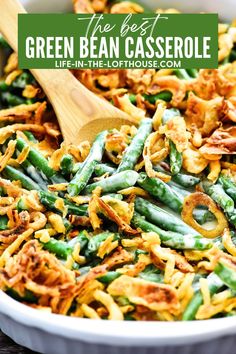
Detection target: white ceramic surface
<box><xmin>1</xmin><ymin>1</ymin><xmax>236</xmax><ymax>353</ymax></box>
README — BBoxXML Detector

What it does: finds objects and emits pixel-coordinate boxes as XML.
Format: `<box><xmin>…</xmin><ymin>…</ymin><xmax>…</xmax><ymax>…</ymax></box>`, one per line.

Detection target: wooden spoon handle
<box><xmin>0</xmin><ymin>0</ymin><xmax>134</xmax><ymax>145</ymax></box>
<box><xmin>0</xmin><ymin>0</ymin><xmax>25</xmax><ymax>51</ymax></box>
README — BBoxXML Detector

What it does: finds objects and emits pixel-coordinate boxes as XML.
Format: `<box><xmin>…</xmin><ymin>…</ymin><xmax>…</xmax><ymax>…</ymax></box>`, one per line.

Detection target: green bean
<box><xmin>186</xmin><ymin>69</ymin><xmax>198</xmax><ymax>78</ymax></box>
<box><xmin>3</xmin><ymin>165</ymin><xmax>41</xmax><ymax>191</ymax></box>
<box><xmin>16</xmin><ymin>197</ymin><xmax>29</xmax><ymax>212</ymax></box>
<box><xmin>214</xmin><ymin>261</ymin><xmax>236</xmax><ymax>291</ymax></box>
<box><xmin>94</xmin><ymin>163</ymin><xmax>116</xmax><ymax>177</ymax></box>
<box><xmin>42</xmin><ymin>238</ymin><xmax>72</xmax><ymax>260</ymax></box>
<box><xmin>60</xmin><ymin>154</ymin><xmax>73</xmax><ymax>176</ymax></box>
<box><xmin>226</xmin><ymin>211</ymin><xmax>236</xmax><ymax>227</ymax></box>
<box><xmin>182</xmin><ymin>273</ymin><xmax>224</xmax><ymax>320</ymax></box>
<box><xmin>162</xmin><ymin>108</ymin><xmax>180</xmax><ymax>124</ymax></box>
<box><xmin>193</xmin><ymin>209</ymin><xmax>216</xmax><ymax>225</ymax></box>
<box><xmin>218</xmin><ymin>174</ymin><xmax>236</xmax><ymax>202</ymax></box>
<box><xmin>72</xmin><ymin>162</ymin><xmax>82</xmax><ymax>175</ymax></box>
<box><xmin>84</xmin><ymin>170</ymin><xmax>139</xmax><ymax>194</ymax></box>
<box><xmin>139</xmin><ymin>265</ymin><xmax>163</xmax><ymax>283</ymax></box>
<box><xmin>16</xmin><ymin>138</ymin><xmax>66</xmax><ymax>184</ymax></box>
<box><xmin>6</xmin><ymin>289</ymin><xmax>37</xmax><ymax>303</ymax></box>
<box><xmin>169</xmin><ymin>140</ymin><xmax>183</xmax><ymax>175</ymax></box>
<box><xmin>132</xmin><ymin>212</ymin><xmax>212</xmax><ymax>250</ymax></box>
<box><xmin>38</xmin><ymin>191</ymin><xmax>87</xmax><ymax>216</ymax></box>
<box><xmin>0</xmin><ymin>215</ymin><xmax>8</xmax><ymax>230</ymax></box>
<box><xmin>137</xmin><ymin>173</ymin><xmax>182</xmax><ymax>213</ymax></box>
<box><xmin>85</xmin><ymin>232</ymin><xmax>119</xmax><ymax>258</ymax></box>
<box><xmin>12</xmin><ymin>72</ymin><xmax>35</xmax><ymax>89</ymax></box>
<box><xmin>117</xmin><ymin>118</ymin><xmax>152</xmax><ymax>173</ymax></box>
<box><xmin>202</xmin><ymin>179</ymin><xmax>234</xmax><ymax>213</ymax></box>
<box><xmin>67</xmin><ymin>231</ymin><xmax>89</xmax><ymax>251</ymax></box>
<box><xmin>0</xmin><ymin>34</ymin><xmax>10</xmax><ymax>49</ymax></box>
<box><xmin>129</xmin><ymin>94</ymin><xmax>136</xmax><ymax>104</ymax></box>
<box><xmin>0</xmin><ymin>80</ymin><xmax>9</xmax><ymax>92</ymax></box>
<box><xmin>174</xmin><ymin>69</ymin><xmax>191</xmax><ymax>80</ymax></box>
<box><xmin>1</xmin><ymin>92</ymin><xmax>25</xmax><ymax>106</ymax></box>
<box><xmin>23</xmin><ymin>131</ymin><xmax>38</xmax><ymax>143</ymax></box>
<box><xmin>98</xmin><ymin>271</ymin><xmax>121</xmax><ymax>284</ymax></box>
<box><xmin>20</xmin><ymin>159</ymin><xmax>48</xmax><ymax>191</ymax></box>
<box><xmin>142</xmin><ymin>91</ymin><xmax>172</xmax><ymax>104</ymax></box>
<box><xmin>134</xmin><ymin>197</ymin><xmax>198</xmax><ymax>235</ymax></box>
<box><xmin>68</xmin><ymin>131</ymin><xmax>107</xmax><ymax>196</ymax></box>
<box><xmin>154</xmin><ymin>164</ymin><xmax>200</xmax><ymax>187</ymax></box>
<box><xmin>230</xmin><ymin>49</ymin><xmax>236</xmax><ymax>62</ymax></box>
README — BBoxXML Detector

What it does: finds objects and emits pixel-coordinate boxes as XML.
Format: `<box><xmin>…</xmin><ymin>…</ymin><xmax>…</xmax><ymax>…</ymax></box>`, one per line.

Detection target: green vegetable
<box><xmin>68</xmin><ymin>130</ymin><xmax>107</xmax><ymax>196</ymax></box>
<box><xmin>137</xmin><ymin>172</ymin><xmax>182</xmax><ymax>213</ymax></box>
<box><xmin>85</xmin><ymin>232</ymin><xmax>119</xmax><ymax>258</ymax></box>
<box><xmin>218</xmin><ymin>174</ymin><xmax>236</xmax><ymax>202</ymax></box>
<box><xmin>214</xmin><ymin>261</ymin><xmax>236</xmax><ymax>291</ymax></box>
<box><xmin>142</xmin><ymin>91</ymin><xmax>172</xmax><ymax>104</ymax></box>
<box><xmin>1</xmin><ymin>92</ymin><xmax>25</xmax><ymax>106</ymax></box>
<box><xmin>162</xmin><ymin>108</ymin><xmax>180</xmax><ymax>124</ymax></box>
<box><xmin>139</xmin><ymin>265</ymin><xmax>163</xmax><ymax>283</ymax></box>
<box><xmin>84</xmin><ymin>170</ymin><xmax>139</xmax><ymax>194</ymax></box>
<box><xmin>117</xmin><ymin>118</ymin><xmax>152</xmax><ymax>173</ymax></box>
<box><xmin>16</xmin><ymin>138</ymin><xmax>66</xmax><ymax>184</ymax></box>
<box><xmin>182</xmin><ymin>273</ymin><xmax>224</xmax><ymax>320</ymax></box>
<box><xmin>98</xmin><ymin>271</ymin><xmax>121</xmax><ymax>284</ymax></box>
<box><xmin>169</xmin><ymin>140</ymin><xmax>183</xmax><ymax>175</ymax></box>
<box><xmin>60</xmin><ymin>154</ymin><xmax>74</xmax><ymax>176</ymax></box>
<box><xmin>42</xmin><ymin>238</ymin><xmax>72</xmax><ymax>260</ymax></box>
<box><xmin>38</xmin><ymin>191</ymin><xmax>87</xmax><ymax>216</ymax></box>
<box><xmin>0</xmin><ymin>215</ymin><xmax>8</xmax><ymax>230</ymax></box>
<box><xmin>186</xmin><ymin>69</ymin><xmax>198</xmax><ymax>78</ymax></box>
<box><xmin>94</xmin><ymin>163</ymin><xmax>116</xmax><ymax>177</ymax></box>
<box><xmin>132</xmin><ymin>212</ymin><xmax>212</xmax><ymax>250</ymax></box>
<box><xmin>174</xmin><ymin>69</ymin><xmax>191</xmax><ymax>80</ymax></box>
<box><xmin>154</xmin><ymin>164</ymin><xmax>200</xmax><ymax>187</ymax></box>
<box><xmin>134</xmin><ymin>197</ymin><xmax>197</xmax><ymax>235</ymax></box>
<box><xmin>3</xmin><ymin>165</ymin><xmax>40</xmax><ymax>191</ymax></box>
<box><xmin>67</xmin><ymin>231</ymin><xmax>89</xmax><ymax>251</ymax></box>
<box><xmin>202</xmin><ymin>179</ymin><xmax>234</xmax><ymax>213</ymax></box>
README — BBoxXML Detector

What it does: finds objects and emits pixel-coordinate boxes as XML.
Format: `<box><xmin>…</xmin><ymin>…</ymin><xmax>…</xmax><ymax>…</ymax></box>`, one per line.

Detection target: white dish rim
<box><xmin>1</xmin><ymin>290</ymin><xmax>236</xmax><ymax>346</ymax></box>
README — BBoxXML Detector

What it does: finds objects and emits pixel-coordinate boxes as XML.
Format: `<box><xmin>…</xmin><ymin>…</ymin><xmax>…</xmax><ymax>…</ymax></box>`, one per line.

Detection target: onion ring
<box><xmin>181</xmin><ymin>192</ymin><xmax>228</xmax><ymax>238</ymax></box>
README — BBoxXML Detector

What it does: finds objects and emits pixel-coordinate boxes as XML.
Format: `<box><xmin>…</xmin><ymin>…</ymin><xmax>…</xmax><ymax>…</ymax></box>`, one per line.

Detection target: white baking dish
<box><xmin>0</xmin><ymin>1</ymin><xmax>236</xmax><ymax>353</ymax></box>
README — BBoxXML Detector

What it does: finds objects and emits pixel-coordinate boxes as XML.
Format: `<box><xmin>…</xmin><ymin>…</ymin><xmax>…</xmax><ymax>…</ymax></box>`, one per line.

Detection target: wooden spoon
<box><xmin>0</xmin><ymin>0</ymin><xmax>137</xmax><ymax>144</ymax></box>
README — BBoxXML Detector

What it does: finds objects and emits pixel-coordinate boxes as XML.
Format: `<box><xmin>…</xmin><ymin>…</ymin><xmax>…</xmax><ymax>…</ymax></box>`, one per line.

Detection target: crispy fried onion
<box><xmin>110</xmin><ymin>1</ymin><xmax>144</xmax><ymax>13</ymax></box>
<box><xmin>102</xmin><ymin>246</ymin><xmax>133</xmax><ymax>269</ymax></box>
<box><xmin>150</xmin><ymin>245</ymin><xmax>194</xmax><ymax>274</ymax></box>
<box><xmin>0</xmin><ymin>240</ymin><xmax>79</xmax><ymax>314</ymax></box>
<box><xmin>185</xmin><ymin>93</ymin><xmax>223</xmax><ymax>137</ymax></box>
<box><xmin>93</xmin><ymin>289</ymin><xmax>124</xmax><ymax>320</ymax></box>
<box><xmin>143</xmin><ymin>131</ymin><xmax>170</xmax><ymax>181</ymax></box>
<box><xmin>113</xmin><ymin>94</ymin><xmax>146</xmax><ymax>124</ymax></box>
<box><xmin>148</xmin><ymin>75</ymin><xmax>186</xmax><ymax>107</ymax></box>
<box><xmin>161</xmin><ymin>116</ymin><xmax>190</xmax><ymax>152</ymax></box>
<box><xmin>182</xmin><ymin>192</ymin><xmax>228</xmax><ymax>238</ymax></box>
<box><xmin>29</xmin><ymin>212</ymin><xmax>47</xmax><ymax>231</ymax></box>
<box><xmin>187</xmin><ymin>69</ymin><xmax>234</xmax><ymax>100</ymax></box>
<box><xmin>105</xmin><ymin>129</ymin><xmax>128</xmax><ymax>164</ymax></box>
<box><xmin>200</xmin><ymin>126</ymin><xmax>236</xmax><ymax>155</ymax></box>
<box><xmin>0</xmin><ymin>140</ymin><xmax>17</xmax><ymax>172</ymax></box>
<box><xmin>48</xmin><ymin>143</ymin><xmax>67</xmax><ymax>171</ymax></box>
<box><xmin>222</xmin><ymin>228</ymin><xmax>236</xmax><ymax>257</ymax></box>
<box><xmin>0</xmin><ymin>211</ymin><xmax>30</xmax><ymax>245</ymax></box>
<box><xmin>107</xmin><ymin>275</ymin><xmax>179</xmax><ymax>313</ymax></box>
<box><xmin>182</xmin><ymin>143</ymin><xmax>208</xmax><ymax>174</ymax></box>
<box><xmin>97</xmin><ymin>197</ymin><xmax>137</xmax><ymax>234</ymax></box>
